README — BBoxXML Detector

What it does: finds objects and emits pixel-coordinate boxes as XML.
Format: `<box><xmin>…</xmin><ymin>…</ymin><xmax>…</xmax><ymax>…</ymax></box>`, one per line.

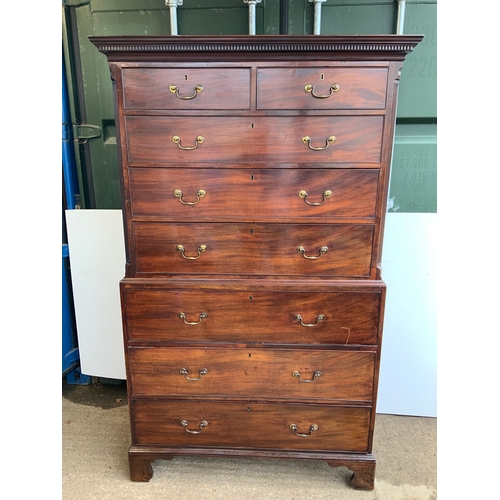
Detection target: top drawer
<box><xmin>257</xmin><ymin>67</ymin><xmax>388</xmax><ymax>110</ymax></box>
<box><xmin>122</xmin><ymin>68</ymin><xmax>251</xmax><ymax>110</ymax></box>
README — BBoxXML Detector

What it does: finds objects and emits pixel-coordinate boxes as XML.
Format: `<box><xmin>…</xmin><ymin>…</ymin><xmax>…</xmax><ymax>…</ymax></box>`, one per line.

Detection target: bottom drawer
<box><xmin>132</xmin><ymin>399</ymin><xmax>371</xmax><ymax>452</ymax></box>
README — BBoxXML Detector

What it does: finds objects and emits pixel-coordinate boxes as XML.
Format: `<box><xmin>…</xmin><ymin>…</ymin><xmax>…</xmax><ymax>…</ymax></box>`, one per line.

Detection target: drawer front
<box><xmin>125</xmin><ymin>116</ymin><xmax>384</xmax><ymax>164</ymax></box>
<box><xmin>257</xmin><ymin>67</ymin><xmax>388</xmax><ymax>110</ymax></box>
<box><xmin>132</xmin><ymin>222</ymin><xmax>374</xmax><ymax>277</ymax></box>
<box><xmin>122</xmin><ymin>288</ymin><xmax>381</xmax><ymax>345</ymax></box>
<box><xmin>128</xmin><ymin>347</ymin><xmax>375</xmax><ymax>402</ymax></box>
<box><xmin>132</xmin><ymin>399</ymin><xmax>371</xmax><ymax>452</ymax></box>
<box><xmin>122</xmin><ymin>68</ymin><xmax>251</xmax><ymax>110</ymax></box>
<box><xmin>129</xmin><ymin>168</ymin><xmax>379</xmax><ymax>221</ymax></box>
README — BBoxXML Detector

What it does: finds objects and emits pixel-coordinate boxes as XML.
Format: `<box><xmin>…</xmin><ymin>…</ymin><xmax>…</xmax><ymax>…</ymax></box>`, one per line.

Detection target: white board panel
<box><xmin>378</xmin><ymin>212</ymin><xmax>437</xmax><ymax>417</ymax></box>
<box><xmin>65</xmin><ymin>210</ymin><xmax>126</xmax><ymax>379</ymax></box>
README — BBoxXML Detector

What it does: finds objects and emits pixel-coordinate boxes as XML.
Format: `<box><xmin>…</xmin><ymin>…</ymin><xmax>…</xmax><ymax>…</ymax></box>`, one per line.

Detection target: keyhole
<box><xmin>248</xmin><ymin>353</ymin><xmax>251</xmax><ymax>358</ymax></box>
<box><xmin>321</xmin><ymin>73</ymin><xmax>325</xmax><ymax>80</ymax></box>
<box><xmin>251</xmin><ymin>122</ymin><xmax>255</xmax><ymax>129</ymax></box>
<box><xmin>185</xmin><ymin>75</ymin><xmax>188</xmax><ymax>80</ymax></box>
<box><xmin>250</xmin><ymin>175</ymin><xmax>254</xmax><ymax>180</ymax></box>
<box><xmin>249</xmin><ymin>229</ymin><xmax>253</xmax><ymax>234</ymax></box>
<box><xmin>249</xmin><ymin>296</ymin><xmax>253</xmax><ymax>300</ymax></box>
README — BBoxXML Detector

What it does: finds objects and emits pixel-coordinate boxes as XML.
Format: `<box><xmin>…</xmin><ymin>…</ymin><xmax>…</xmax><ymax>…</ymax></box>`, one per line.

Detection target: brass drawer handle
<box><xmin>292</xmin><ymin>370</ymin><xmax>322</xmax><ymax>383</ymax></box>
<box><xmin>176</xmin><ymin>244</ymin><xmax>207</xmax><ymax>260</ymax></box>
<box><xmin>298</xmin><ymin>189</ymin><xmax>332</xmax><ymax>206</ymax></box>
<box><xmin>294</xmin><ymin>314</ymin><xmax>325</xmax><ymax>327</ymax></box>
<box><xmin>178</xmin><ymin>312</ymin><xmax>208</xmax><ymax>325</ymax></box>
<box><xmin>174</xmin><ymin>189</ymin><xmax>206</xmax><ymax>205</ymax></box>
<box><xmin>304</xmin><ymin>83</ymin><xmax>340</xmax><ymax>98</ymax></box>
<box><xmin>169</xmin><ymin>84</ymin><xmax>203</xmax><ymax>100</ymax></box>
<box><xmin>179</xmin><ymin>368</ymin><xmax>208</xmax><ymax>381</ymax></box>
<box><xmin>172</xmin><ymin>135</ymin><xmax>204</xmax><ymax>150</ymax></box>
<box><xmin>289</xmin><ymin>423</ymin><xmax>319</xmax><ymax>437</ymax></box>
<box><xmin>297</xmin><ymin>246</ymin><xmax>328</xmax><ymax>259</ymax></box>
<box><xmin>180</xmin><ymin>420</ymin><xmax>208</xmax><ymax>434</ymax></box>
<box><xmin>302</xmin><ymin>136</ymin><xmax>336</xmax><ymax>151</ymax></box>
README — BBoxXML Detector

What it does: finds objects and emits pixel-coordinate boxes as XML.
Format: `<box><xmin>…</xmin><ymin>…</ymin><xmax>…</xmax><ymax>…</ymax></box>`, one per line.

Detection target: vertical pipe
<box><xmin>170</xmin><ymin>5</ymin><xmax>178</xmax><ymax>35</ymax></box>
<box><xmin>309</xmin><ymin>0</ymin><xmax>326</xmax><ymax>35</ymax></box>
<box><xmin>166</xmin><ymin>0</ymin><xmax>183</xmax><ymax>36</ymax></box>
<box><xmin>313</xmin><ymin>1</ymin><xmax>321</xmax><ymax>35</ymax></box>
<box><xmin>249</xmin><ymin>2</ymin><xmax>256</xmax><ymax>35</ymax></box>
<box><xmin>62</xmin><ymin>52</ymin><xmax>81</xmax><ymax>210</ymax></box>
<box><xmin>65</xmin><ymin>6</ymin><xmax>95</xmax><ymax>208</ymax></box>
<box><xmin>244</xmin><ymin>0</ymin><xmax>262</xmax><ymax>35</ymax></box>
<box><xmin>396</xmin><ymin>0</ymin><xmax>406</xmax><ymax>35</ymax></box>
<box><xmin>279</xmin><ymin>0</ymin><xmax>289</xmax><ymax>34</ymax></box>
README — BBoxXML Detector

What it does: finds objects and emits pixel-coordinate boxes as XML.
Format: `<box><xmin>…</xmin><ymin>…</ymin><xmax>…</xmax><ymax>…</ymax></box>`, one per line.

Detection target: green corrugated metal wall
<box><xmin>62</xmin><ymin>0</ymin><xmax>437</xmax><ymax>213</ymax></box>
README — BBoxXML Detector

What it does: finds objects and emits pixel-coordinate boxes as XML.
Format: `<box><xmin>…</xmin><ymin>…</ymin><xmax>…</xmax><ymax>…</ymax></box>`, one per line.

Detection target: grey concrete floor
<box><xmin>62</xmin><ymin>383</ymin><xmax>436</xmax><ymax>500</ymax></box>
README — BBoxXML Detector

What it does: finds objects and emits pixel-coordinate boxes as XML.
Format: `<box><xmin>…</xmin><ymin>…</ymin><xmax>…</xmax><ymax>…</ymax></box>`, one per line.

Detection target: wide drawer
<box><xmin>132</xmin><ymin>222</ymin><xmax>374</xmax><ymax>277</ymax></box>
<box><xmin>125</xmin><ymin>116</ymin><xmax>384</xmax><ymax>164</ymax></box>
<box><xmin>122</xmin><ymin>286</ymin><xmax>382</xmax><ymax>345</ymax></box>
<box><xmin>257</xmin><ymin>67</ymin><xmax>388</xmax><ymax>110</ymax></box>
<box><xmin>129</xmin><ymin>168</ymin><xmax>379</xmax><ymax>221</ymax></box>
<box><xmin>128</xmin><ymin>347</ymin><xmax>375</xmax><ymax>402</ymax></box>
<box><xmin>132</xmin><ymin>399</ymin><xmax>371</xmax><ymax>452</ymax></box>
<box><xmin>122</xmin><ymin>68</ymin><xmax>251</xmax><ymax>110</ymax></box>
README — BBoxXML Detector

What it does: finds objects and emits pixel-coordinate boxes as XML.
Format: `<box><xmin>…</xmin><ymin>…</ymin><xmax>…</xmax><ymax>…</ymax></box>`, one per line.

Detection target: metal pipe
<box><xmin>396</xmin><ymin>0</ymin><xmax>406</xmax><ymax>34</ymax></box>
<box><xmin>309</xmin><ymin>0</ymin><xmax>326</xmax><ymax>35</ymax></box>
<box><xmin>62</xmin><ymin>53</ymin><xmax>81</xmax><ymax>210</ymax></box>
<box><xmin>244</xmin><ymin>0</ymin><xmax>262</xmax><ymax>35</ymax></box>
<box><xmin>166</xmin><ymin>0</ymin><xmax>183</xmax><ymax>36</ymax></box>
<box><xmin>279</xmin><ymin>0</ymin><xmax>290</xmax><ymax>34</ymax></box>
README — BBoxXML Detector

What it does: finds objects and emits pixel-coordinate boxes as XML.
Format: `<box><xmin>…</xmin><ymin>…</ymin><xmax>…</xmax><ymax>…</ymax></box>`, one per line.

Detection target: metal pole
<box><xmin>62</xmin><ymin>53</ymin><xmax>81</xmax><ymax>210</ymax></box>
<box><xmin>166</xmin><ymin>0</ymin><xmax>183</xmax><ymax>36</ymax></box>
<box><xmin>396</xmin><ymin>0</ymin><xmax>406</xmax><ymax>34</ymax></box>
<box><xmin>244</xmin><ymin>0</ymin><xmax>262</xmax><ymax>35</ymax></box>
<box><xmin>309</xmin><ymin>0</ymin><xmax>326</xmax><ymax>35</ymax></box>
<box><xmin>279</xmin><ymin>0</ymin><xmax>290</xmax><ymax>34</ymax></box>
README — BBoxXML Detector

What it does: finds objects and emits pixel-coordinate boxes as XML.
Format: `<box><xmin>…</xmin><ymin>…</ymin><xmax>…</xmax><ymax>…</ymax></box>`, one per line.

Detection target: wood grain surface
<box><xmin>132</xmin><ymin>399</ymin><xmax>371</xmax><ymax>452</ymax></box>
<box><xmin>122</xmin><ymin>286</ymin><xmax>381</xmax><ymax>345</ymax></box>
<box><xmin>132</xmin><ymin>222</ymin><xmax>374</xmax><ymax>277</ymax></box>
<box><xmin>128</xmin><ymin>168</ymin><xmax>380</xmax><ymax>221</ymax></box>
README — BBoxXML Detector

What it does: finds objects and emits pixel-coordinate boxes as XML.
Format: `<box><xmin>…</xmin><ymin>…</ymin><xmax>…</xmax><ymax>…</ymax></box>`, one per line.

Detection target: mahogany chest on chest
<box><xmin>90</xmin><ymin>35</ymin><xmax>421</xmax><ymax>490</ymax></box>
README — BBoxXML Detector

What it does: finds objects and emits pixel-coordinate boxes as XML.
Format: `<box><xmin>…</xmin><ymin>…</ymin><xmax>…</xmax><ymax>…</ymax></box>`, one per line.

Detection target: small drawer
<box><xmin>121</xmin><ymin>283</ymin><xmax>383</xmax><ymax>345</ymax></box>
<box><xmin>128</xmin><ymin>347</ymin><xmax>376</xmax><ymax>402</ymax></box>
<box><xmin>129</xmin><ymin>168</ymin><xmax>380</xmax><ymax>221</ymax></box>
<box><xmin>131</xmin><ymin>222</ymin><xmax>374</xmax><ymax>278</ymax></box>
<box><xmin>257</xmin><ymin>67</ymin><xmax>388</xmax><ymax>110</ymax></box>
<box><xmin>122</xmin><ymin>68</ymin><xmax>251</xmax><ymax>110</ymax></box>
<box><xmin>132</xmin><ymin>399</ymin><xmax>371</xmax><ymax>452</ymax></box>
<box><xmin>125</xmin><ymin>116</ymin><xmax>383</xmax><ymax>164</ymax></box>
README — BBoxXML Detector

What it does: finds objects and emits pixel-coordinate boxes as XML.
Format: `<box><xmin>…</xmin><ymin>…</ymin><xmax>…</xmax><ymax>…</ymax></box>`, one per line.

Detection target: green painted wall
<box><xmin>389</xmin><ymin>1</ymin><xmax>437</xmax><ymax>213</ymax></box>
<box><xmin>397</xmin><ymin>2</ymin><xmax>437</xmax><ymax>119</ymax></box>
<box><xmin>389</xmin><ymin>124</ymin><xmax>437</xmax><ymax>213</ymax></box>
<box><xmin>63</xmin><ymin>0</ymin><xmax>437</xmax><ymax>213</ymax></box>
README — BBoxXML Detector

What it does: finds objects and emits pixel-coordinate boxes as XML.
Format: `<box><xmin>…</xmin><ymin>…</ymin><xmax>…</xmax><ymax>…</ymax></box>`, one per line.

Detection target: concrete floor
<box><xmin>62</xmin><ymin>382</ymin><xmax>436</xmax><ymax>500</ymax></box>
